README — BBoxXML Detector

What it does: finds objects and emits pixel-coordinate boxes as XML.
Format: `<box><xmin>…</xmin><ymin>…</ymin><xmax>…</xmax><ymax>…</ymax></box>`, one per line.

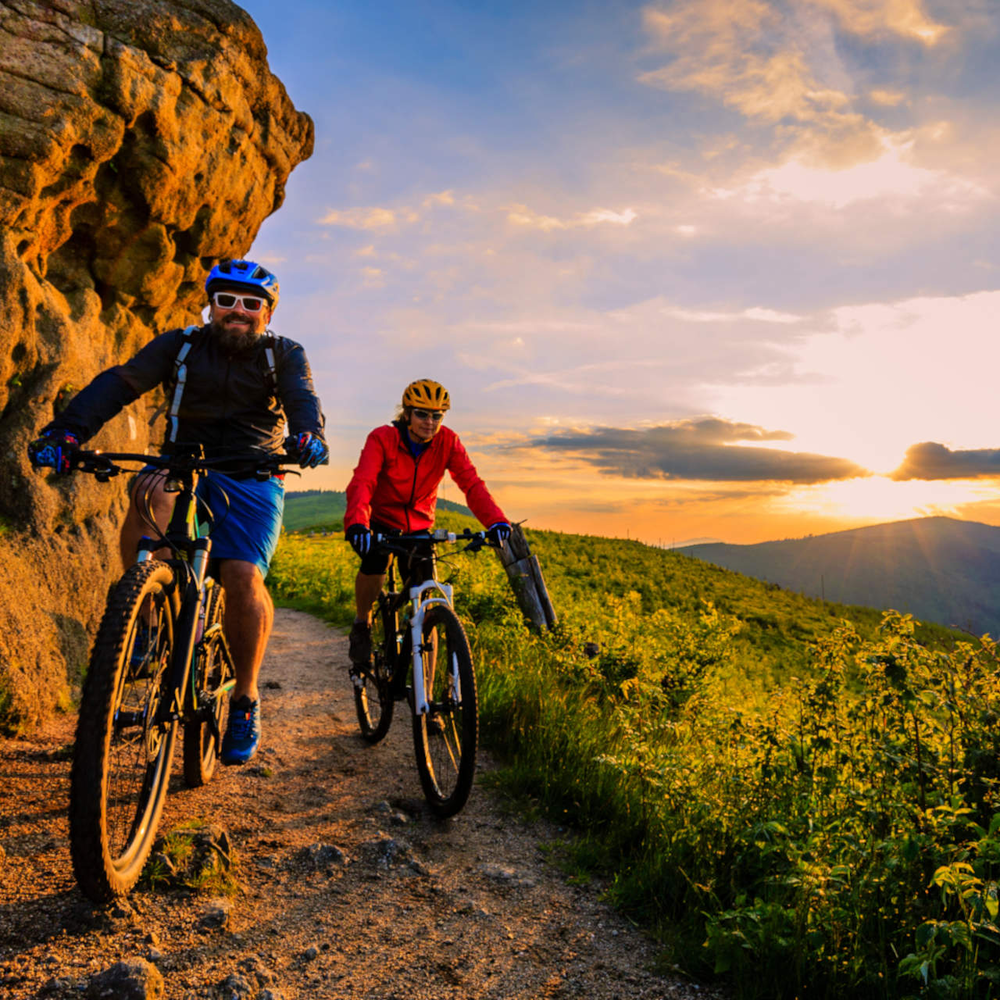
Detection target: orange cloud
<box><xmin>506</xmin><ymin>204</ymin><xmax>637</xmax><ymax>231</ymax></box>
<box><xmin>318</xmin><ymin>206</ymin><xmax>401</xmax><ymax>229</ymax></box>
<box><xmin>868</xmin><ymin>88</ymin><xmax>907</xmax><ymax>106</ymax></box>
<box><xmin>638</xmin><ymin>0</ymin><xmax>949</xmax><ymax>171</ymax></box>
<box><xmin>805</xmin><ymin>0</ymin><xmax>950</xmax><ymax>45</ymax></box>
<box><xmin>640</xmin><ymin>1</ymin><xmax>852</xmax><ymax>125</ymax></box>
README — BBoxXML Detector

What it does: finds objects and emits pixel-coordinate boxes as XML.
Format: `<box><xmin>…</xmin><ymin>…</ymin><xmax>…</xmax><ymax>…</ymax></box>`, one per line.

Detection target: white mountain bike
<box><xmin>351</xmin><ymin>528</ymin><xmax>494</xmax><ymax>817</ymax></box>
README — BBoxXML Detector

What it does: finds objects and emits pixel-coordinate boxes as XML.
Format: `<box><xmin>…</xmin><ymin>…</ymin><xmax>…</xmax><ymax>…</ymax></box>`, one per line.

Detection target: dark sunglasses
<box><xmin>411</xmin><ymin>408</ymin><xmax>445</xmax><ymax>422</ymax></box>
<box><xmin>212</xmin><ymin>291</ymin><xmax>267</xmax><ymax>313</ymax></box>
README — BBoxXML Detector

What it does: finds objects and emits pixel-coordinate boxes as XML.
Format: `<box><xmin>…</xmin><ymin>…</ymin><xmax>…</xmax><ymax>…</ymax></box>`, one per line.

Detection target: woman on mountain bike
<box><xmin>343</xmin><ymin>379</ymin><xmax>511</xmax><ymax>666</ymax></box>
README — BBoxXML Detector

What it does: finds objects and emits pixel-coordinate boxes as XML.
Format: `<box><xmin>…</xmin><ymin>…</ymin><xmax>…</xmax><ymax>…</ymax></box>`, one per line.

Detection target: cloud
<box><xmin>868</xmin><ymin>88</ymin><xmax>907</xmax><ymax>106</ymax></box>
<box><xmin>891</xmin><ymin>442</ymin><xmax>1000</xmax><ymax>481</ymax></box>
<box><xmin>423</xmin><ymin>190</ymin><xmax>456</xmax><ymax>207</ymax></box>
<box><xmin>637</xmin><ymin>0</ymin><xmax>956</xmax><ymax>179</ymax></box>
<box><xmin>506</xmin><ymin>203</ymin><xmax>638</xmax><ymax>231</ymax></box>
<box><xmin>639</xmin><ymin>0</ymin><xmax>853</xmax><ymax>125</ymax></box>
<box><xmin>457</xmin><ymin>319</ymin><xmax>598</xmax><ymax>335</ymax></box>
<box><xmin>317</xmin><ymin>206</ymin><xmax>402</xmax><ymax>229</ymax></box>
<box><xmin>806</xmin><ymin>0</ymin><xmax>950</xmax><ymax>45</ymax></box>
<box><xmin>664</xmin><ymin>305</ymin><xmax>803</xmax><ymax>323</ymax></box>
<box><xmin>530</xmin><ymin>417</ymin><xmax>870</xmax><ymax>483</ymax></box>
<box><xmin>715</xmin><ymin>132</ymin><xmax>989</xmax><ymax>208</ymax></box>
<box><xmin>318</xmin><ymin>196</ymin><xmax>455</xmax><ymax>229</ymax></box>
<box><xmin>360</xmin><ymin>266</ymin><xmax>385</xmax><ymax>289</ymax></box>
<box><xmin>317</xmin><ymin>193</ymin><xmax>637</xmax><ymax>239</ymax></box>
<box><xmin>580</xmin><ymin>208</ymin><xmax>639</xmax><ymax>225</ymax></box>
<box><xmin>482</xmin><ymin>357</ymin><xmax>672</xmax><ymax>396</ymax></box>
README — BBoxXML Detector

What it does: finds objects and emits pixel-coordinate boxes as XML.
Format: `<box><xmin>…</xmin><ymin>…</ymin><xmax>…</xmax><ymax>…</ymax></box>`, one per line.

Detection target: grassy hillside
<box><xmin>679</xmin><ymin>515</ymin><xmax>1000</xmax><ymax>637</ymax></box>
<box><xmin>282</xmin><ymin>489</ymin><xmax>472</xmax><ymax>532</ymax></box>
<box><xmin>268</xmin><ymin>523</ymin><xmax>1000</xmax><ymax>1000</ymax></box>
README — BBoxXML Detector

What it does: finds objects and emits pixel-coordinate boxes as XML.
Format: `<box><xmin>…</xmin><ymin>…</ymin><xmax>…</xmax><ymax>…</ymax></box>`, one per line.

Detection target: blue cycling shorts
<box><xmin>196</xmin><ymin>472</ymin><xmax>285</xmax><ymax>578</ymax></box>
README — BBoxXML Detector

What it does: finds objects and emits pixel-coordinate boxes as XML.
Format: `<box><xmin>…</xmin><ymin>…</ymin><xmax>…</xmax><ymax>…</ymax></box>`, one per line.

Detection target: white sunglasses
<box><xmin>212</xmin><ymin>291</ymin><xmax>268</xmax><ymax>313</ymax></box>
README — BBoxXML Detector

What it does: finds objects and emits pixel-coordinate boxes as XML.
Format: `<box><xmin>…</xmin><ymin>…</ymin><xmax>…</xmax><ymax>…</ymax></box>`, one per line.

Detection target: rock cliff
<box><xmin>0</xmin><ymin>0</ymin><xmax>313</xmax><ymax>729</ymax></box>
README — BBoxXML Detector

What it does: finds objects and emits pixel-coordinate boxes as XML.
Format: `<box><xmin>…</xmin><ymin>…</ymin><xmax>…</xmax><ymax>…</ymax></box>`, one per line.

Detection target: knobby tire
<box><xmin>354</xmin><ymin>595</ymin><xmax>395</xmax><ymax>743</ymax></box>
<box><xmin>411</xmin><ymin>604</ymin><xmax>478</xmax><ymax>817</ymax></box>
<box><xmin>70</xmin><ymin>561</ymin><xmax>178</xmax><ymax>901</ymax></box>
<box><xmin>183</xmin><ymin>581</ymin><xmax>230</xmax><ymax>787</ymax></box>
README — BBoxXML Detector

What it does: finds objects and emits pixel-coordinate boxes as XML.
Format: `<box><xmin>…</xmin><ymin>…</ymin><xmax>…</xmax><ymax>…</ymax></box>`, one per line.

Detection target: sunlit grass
<box><xmin>268</xmin><ymin>522</ymin><xmax>1000</xmax><ymax>999</ymax></box>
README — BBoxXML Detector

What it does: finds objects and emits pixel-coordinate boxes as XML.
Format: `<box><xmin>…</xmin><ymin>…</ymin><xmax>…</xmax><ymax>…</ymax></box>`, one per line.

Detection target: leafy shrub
<box><xmin>268</xmin><ymin>527</ymin><xmax>1000</xmax><ymax>999</ymax></box>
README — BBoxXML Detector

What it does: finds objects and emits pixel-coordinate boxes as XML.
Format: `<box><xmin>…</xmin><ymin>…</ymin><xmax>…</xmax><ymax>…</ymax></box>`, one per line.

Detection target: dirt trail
<box><xmin>0</xmin><ymin>608</ymin><xmax>725</xmax><ymax>999</ymax></box>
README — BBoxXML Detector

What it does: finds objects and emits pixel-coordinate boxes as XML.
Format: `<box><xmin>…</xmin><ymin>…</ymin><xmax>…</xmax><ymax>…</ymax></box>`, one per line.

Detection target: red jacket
<box><xmin>345</xmin><ymin>422</ymin><xmax>506</xmax><ymax>532</ymax></box>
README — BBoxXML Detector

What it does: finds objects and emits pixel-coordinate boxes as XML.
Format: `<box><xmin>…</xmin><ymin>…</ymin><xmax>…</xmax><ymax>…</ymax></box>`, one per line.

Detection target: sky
<box><xmin>237</xmin><ymin>0</ymin><xmax>1000</xmax><ymax>546</ymax></box>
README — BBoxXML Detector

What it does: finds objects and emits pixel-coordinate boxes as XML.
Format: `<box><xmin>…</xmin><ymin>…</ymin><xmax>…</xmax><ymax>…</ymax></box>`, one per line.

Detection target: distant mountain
<box><xmin>282</xmin><ymin>489</ymin><xmax>472</xmax><ymax>533</ymax></box>
<box><xmin>677</xmin><ymin>516</ymin><xmax>1000</xmax><ymax>637</ymax></box>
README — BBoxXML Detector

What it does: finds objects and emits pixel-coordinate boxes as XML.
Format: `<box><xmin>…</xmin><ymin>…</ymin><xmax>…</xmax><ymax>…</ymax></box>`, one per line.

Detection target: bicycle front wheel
<box><xmin>183</xmin><ymin>581</ymin><xmax>231</xmax><ymax>787</ymax></box>
<box><xmin>353</xmin><ymin>596</ymin><xmax>395</xmax><ymax>744</ymax></box>
<box><xmin>70</xmin><ymin>560</ymin><xmax>178</xmax><ymax>901</ymax></box>
<box><xmin>411</xmin><ymin>604</ymin><xmax>478</xmax><ymax>817</ymax></box>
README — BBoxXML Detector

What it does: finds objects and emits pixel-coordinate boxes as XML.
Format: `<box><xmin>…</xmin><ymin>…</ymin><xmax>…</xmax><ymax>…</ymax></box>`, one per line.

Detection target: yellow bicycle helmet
<box><xmin>402</xmin><ymin>379</ymin><xmax>451</xmax><ymax>411</ymax></box>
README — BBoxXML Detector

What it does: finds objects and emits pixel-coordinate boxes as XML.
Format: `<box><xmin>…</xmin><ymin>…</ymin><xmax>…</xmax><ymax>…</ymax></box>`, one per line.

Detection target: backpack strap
<box><xmin>262</xmin><ymin>331</ymin><xmax>278</xmax><ymax>398</ymax></box>
<box><xmin>165</xmin><ymin>325</ymin><xmax>199</xmax><ymax>444</ymax></box>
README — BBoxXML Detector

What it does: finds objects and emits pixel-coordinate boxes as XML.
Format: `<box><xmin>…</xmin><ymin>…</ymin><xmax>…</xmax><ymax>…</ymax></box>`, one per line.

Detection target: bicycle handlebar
<box><xmin>72</xmin><ymin>449</ymin><xmax>299</xmax><ymax>482</ymax></box>
<box><xmin>374</xmin><ymin>528</ymin><xmax>492</xmax><ymax>554</ymax></box>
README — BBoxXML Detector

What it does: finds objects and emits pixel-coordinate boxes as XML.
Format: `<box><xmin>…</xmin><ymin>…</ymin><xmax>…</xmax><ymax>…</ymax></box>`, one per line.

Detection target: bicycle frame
<box><xmin>376</xmin><ymin>529</ymin><xmax>485</xmax><ymax>715</ymax></box>
<box><xmin>134</xmin><ymin>465</ymin><xmax>235</xmax><ymax>733</ymax></box>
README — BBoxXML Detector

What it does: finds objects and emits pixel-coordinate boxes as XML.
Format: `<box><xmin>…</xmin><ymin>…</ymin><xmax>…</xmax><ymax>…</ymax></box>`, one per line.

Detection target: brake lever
<box><xmin>77</xmin><ymin>455</ymin><xmax>118</xmax><ymax>481</ymax></box>
<box><xmin>463</xmin><ymin>535</ymin><xmax>486</xmax><ymax>554</ymax></box>
<box><xmin>253</xmin><ymin>457</ymin><xmax>302</xmax><ymax>480</ymax></box>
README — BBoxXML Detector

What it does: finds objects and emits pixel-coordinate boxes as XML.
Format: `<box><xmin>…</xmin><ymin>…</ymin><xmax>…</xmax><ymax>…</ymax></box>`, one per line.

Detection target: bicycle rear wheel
<box><xmin>353</xmin><ymin>596</ymin><xmax>396</xmax><ymax>743</ymax></box>
<box><xmin>70</xmin><ymin>560</ymin><xmax>178</xmax><ymax>901</ymax></box>
<box><xmin>411</xmin><ymin>604</ymin><xmax>478</xmax><ymax>817</ymax></box>
<box><xmin>183</xmin><ymin>581</ymin><xmax>231</xmax><ymax>787</ymax></box>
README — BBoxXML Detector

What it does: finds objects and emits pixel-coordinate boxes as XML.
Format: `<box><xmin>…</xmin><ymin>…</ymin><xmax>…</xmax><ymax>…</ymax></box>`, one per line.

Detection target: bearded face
<box><xmin>208</xmin><ymin>290</ymin><xmax>272</xmax><ymax>355</ymax></box>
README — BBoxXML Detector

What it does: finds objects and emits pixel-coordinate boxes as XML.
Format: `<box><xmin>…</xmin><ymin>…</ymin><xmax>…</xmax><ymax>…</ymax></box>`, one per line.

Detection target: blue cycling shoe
<box><xmin>221</xmin><ymin>696</ymin><xmax>261</xmax><ymax>765</ymax></box>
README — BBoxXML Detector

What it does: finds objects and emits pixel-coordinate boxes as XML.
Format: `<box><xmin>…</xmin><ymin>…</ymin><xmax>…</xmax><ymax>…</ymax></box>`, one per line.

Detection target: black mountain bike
<box><xmin>67</xmin><ymin>446</ymin><xmax>293</xmax><ymax>901</ymax></box>
<box><xmin>352</xmin><ymin>529</ymin><xmax>493</xmax><ymax>818</ymax></box>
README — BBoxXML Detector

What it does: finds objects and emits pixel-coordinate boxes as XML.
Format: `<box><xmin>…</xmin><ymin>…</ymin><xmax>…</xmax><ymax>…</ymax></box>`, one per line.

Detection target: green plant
<box><xmin>143</xmin><ymin>820</ymin><xmax>238</xmax><ymax>896</ymax></box>
<box><xmin>267</xmin><ymin>526</ymin><xmax>997</xmax><ymax>999</ymax></box>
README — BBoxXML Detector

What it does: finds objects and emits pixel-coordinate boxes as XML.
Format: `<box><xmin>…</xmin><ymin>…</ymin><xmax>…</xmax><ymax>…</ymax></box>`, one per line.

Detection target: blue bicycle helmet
<box><xmin>205</xmin><ymin>259</ymin><xmax>280</xmax><ymax>307</ymax></box>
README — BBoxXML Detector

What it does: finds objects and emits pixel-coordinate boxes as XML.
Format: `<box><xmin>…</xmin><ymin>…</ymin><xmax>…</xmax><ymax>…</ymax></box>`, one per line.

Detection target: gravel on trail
<box><xmin>0</xmin><ymin>607</ymin><xmax>728</xmax><ymax>1000</ymax></box>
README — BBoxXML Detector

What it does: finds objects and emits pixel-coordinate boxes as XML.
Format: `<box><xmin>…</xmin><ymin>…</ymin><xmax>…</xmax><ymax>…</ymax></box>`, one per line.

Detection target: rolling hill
<box><xmin>677</xmin><ymin>515</ymin><xmax>1000</xmax><ymax>637</ymax></box>
<box><xmin>282</xmin><ymin>489</ymin><xmax>472</xmax><ymax>533</ymax></box>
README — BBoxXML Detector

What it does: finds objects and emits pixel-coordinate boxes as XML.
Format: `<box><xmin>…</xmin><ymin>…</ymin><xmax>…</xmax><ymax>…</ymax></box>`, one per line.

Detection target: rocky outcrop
<box><xmin>0</xmin><ymin>0</ymin><xmax>313</xmax><ymax>729</ymax></box>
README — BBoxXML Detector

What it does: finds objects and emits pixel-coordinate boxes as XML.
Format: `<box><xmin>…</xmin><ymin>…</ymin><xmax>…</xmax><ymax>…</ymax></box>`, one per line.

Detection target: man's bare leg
<box><xmin>119</xmin><ymin>471</ymin><xmax>175</xmax><ymax>570</ymax></box>
<box><xmin>219</xmin><ymin>559</ymin><xmax>273</xmax><ymax>703</ymax></box>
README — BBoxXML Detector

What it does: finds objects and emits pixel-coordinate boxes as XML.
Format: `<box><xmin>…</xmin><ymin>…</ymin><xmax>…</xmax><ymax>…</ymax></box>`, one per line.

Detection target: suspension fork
<box><xmin>408</xmin><ymin>579</ymin><xmax>453</xmax><ymax>715</ymax></box>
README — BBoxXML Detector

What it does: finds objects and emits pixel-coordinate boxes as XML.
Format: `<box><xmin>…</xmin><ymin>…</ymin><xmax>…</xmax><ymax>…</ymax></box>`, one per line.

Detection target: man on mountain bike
<box><xmin>343</xmin><ymin>379</ymin><xmax>511</xmax><ymax>666</ymax></box>
<box><xmin>27</xmin><ymin>259</ymin><xmax>327</xmax><ymax>766</ymax></box>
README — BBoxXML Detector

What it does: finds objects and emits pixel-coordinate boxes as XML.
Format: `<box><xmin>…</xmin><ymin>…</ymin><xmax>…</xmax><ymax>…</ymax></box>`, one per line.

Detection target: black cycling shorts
<box><xmin>358</xmin><ymin>522</ymin><xmax>434</xmax><ymax>583</ymax></box>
